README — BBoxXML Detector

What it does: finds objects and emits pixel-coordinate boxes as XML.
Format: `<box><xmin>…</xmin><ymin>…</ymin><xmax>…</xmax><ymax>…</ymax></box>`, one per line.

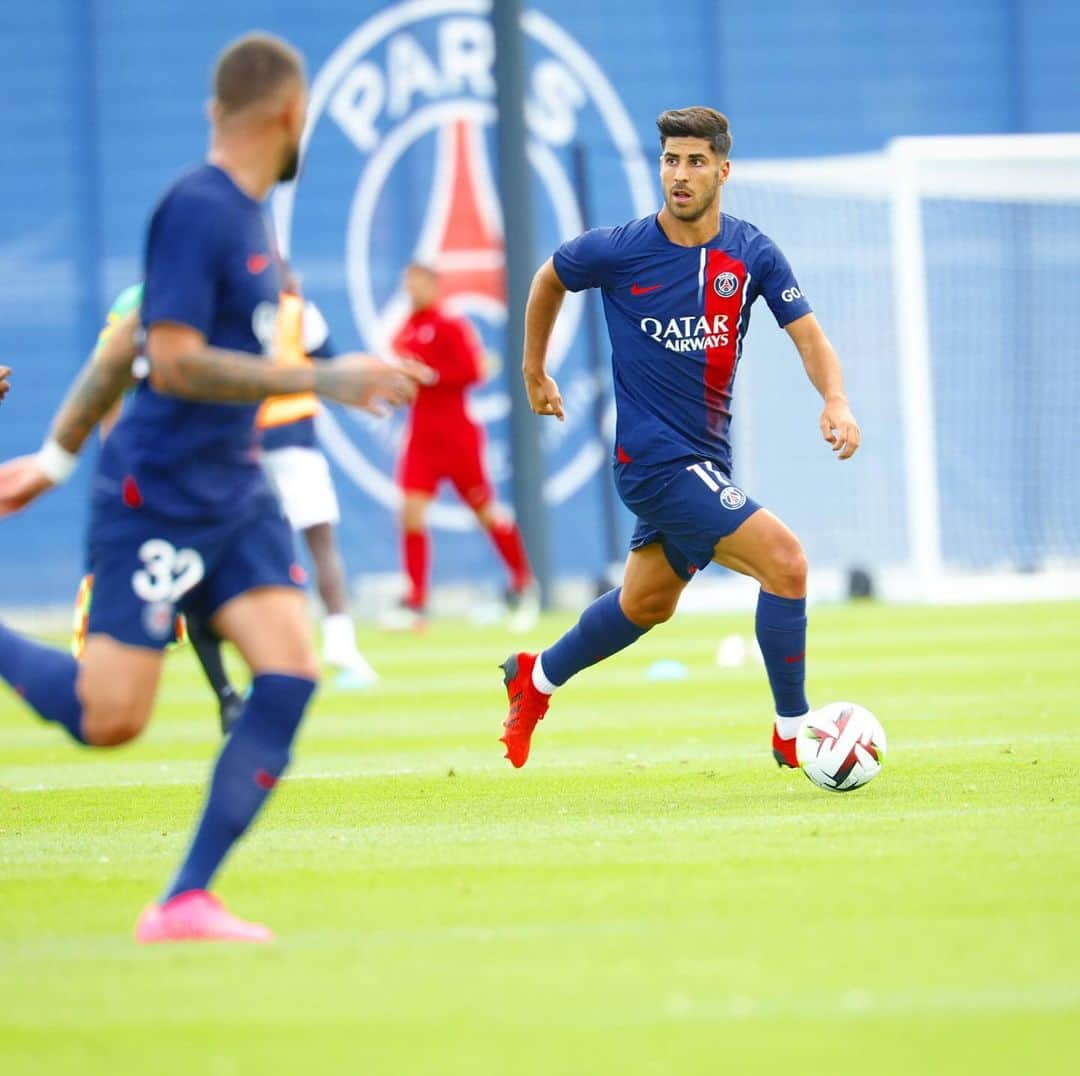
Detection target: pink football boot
<box><xmin>134</xmin><ymin>890</ymin><xmax>274</xmax><ymax>944</ymax></box>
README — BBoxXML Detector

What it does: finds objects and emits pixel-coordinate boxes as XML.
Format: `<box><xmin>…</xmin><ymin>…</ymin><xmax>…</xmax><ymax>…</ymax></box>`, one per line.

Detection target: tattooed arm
<box><xmin>50</xmin><ymin>310</ymin><xmax>140</xmax><ymax>452</ymax></box>
<box><xmin>148</xmin><ymin>323</ymin><xmax>434</xmax><ymax>409</ymax></box>
<box><xmin>0</xmin><ymin>312</ymin><xmax>140</xmax><ymax>516</ymax></box>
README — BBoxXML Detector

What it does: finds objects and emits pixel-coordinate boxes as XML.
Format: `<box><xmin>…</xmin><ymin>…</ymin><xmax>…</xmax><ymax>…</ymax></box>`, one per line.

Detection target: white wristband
<box><xmin>36</xmin><ymin>439</ymin><xmax>79</xmax><ymax>484</ymax></box>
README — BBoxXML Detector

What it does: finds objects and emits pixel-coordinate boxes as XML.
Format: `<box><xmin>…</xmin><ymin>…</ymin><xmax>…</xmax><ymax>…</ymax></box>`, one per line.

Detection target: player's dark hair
<box><xmin>656</xmin><ymin>107</ymin><xmax>732</xmax><ymax>159</ymax></box>
<box><xmin>213</xmin><ymin>32</ymin><xmax>305</xmax><ymax>115</ymax></box>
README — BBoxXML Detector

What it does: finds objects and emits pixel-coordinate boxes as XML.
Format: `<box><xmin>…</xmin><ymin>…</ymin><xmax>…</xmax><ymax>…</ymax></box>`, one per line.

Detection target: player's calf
<box><xmin>499</xmin><ymin>586</ymin><xmax>653</xmax><ymax>767</ymax></box>
<box><xmin>161</xmin><ymin>672</ymin><xmax>316</xmax><ymax>902</ymax></box>
<box><xmin>0</xmin><ymin>620</ymin><xmax>87</xmax><ymax>744</ymax></box>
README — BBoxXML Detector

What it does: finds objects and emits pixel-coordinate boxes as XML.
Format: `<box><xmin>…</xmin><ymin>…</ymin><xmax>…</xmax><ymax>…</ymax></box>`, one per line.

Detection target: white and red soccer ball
<box><xmin>796</xmin><ymin>702</ymin><xmax>887</xmax><ymax>792</ymax></box>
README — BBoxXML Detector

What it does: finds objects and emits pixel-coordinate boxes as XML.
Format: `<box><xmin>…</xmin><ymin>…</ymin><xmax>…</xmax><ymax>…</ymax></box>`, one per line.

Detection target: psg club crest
<box><xmin>714</xmin><ymin>271</ymin><xmax>740</xmax><ymax>298</ymax></box>
<box><xmin>275</xmin><ymin>0</ymin><xmax>655</xmax><ymax>530</ymax></box>
<box><xmin>720</xmin><ymin>485</ymin><xmax>747</xmax><ymax>510</ymax></box>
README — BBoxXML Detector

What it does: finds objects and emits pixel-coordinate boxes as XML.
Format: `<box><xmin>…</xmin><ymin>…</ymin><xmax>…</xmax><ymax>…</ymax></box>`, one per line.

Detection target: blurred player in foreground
<box><xmin>0</xmin><ymin>284</ymin><xmax>247</xmax><ymax>731</ymax></box>
<box><xmin>0</xmin><ymin>365</ymin><xmax>10</xmax><ymax>402</ymax></box>
<box><xmin>0</xmin><ymin>281</ymin><xmax>377</xmax><ymax>726</ymax></box>
<box><xmin>385</xmin><ymin>263</ymin><xmax>538</xmax><ymax>632</ymax></box>
<box><xmin>0</xmin><ymin>33</ymin><xmax>429</xmax><ymax>942</ymax></box>
<box><xmin>499</xmin><ymin>107</ymin><xmax>860</xmax><ymax>769</ymax></box>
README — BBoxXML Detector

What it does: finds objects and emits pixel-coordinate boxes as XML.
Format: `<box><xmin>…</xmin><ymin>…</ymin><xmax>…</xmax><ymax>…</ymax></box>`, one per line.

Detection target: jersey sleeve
<box><xmin>140</xmin><ymin>191</ymin><xmax>222</xmax><ymax>336</ymax></box>
<box><xmin>93</xmin><ymin>283</ymin><xmax>144</xmax><ymax>360</ymax></box>
<box><xmin>552</xmin><ymin>227</ymin><xmax>619</xmax><ymax>292</ymax></box>
<box><xmin>755</xmin><ymin>235</ymin><xmax>813</xmax><ymax>328</ymax></box>
<box><xmin>435</xmin><ymin>317</ymin><xmax>484</xmax><ymax>387</ymax></box>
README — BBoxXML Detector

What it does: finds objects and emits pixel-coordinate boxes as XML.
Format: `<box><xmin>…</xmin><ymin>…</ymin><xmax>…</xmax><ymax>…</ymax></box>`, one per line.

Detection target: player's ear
<box><xmin>718</xmin><ymin>159</ymin><xmax>731</xmax><ymax>185</ymax></box>
<box><xmin>282</xmin><ymin>88</ymin><xmax>307</xmax><ymax>135</ymax></box>
<box><xmin>207</xmin><ymin>98</ymin><xmax>221</xmax><ymax>126</ymax></box>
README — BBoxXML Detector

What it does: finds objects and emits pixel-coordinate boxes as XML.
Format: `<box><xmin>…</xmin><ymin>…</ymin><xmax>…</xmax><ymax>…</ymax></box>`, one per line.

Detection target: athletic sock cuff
<box><xmin>246</xmin><ymin>674</ymin><xmax>317</xmax><ymax>748</ymax></box>
<box><xmin>757</xmin><ymin>590</ymin><xmax>806</xmax><ymax>612</ymax></box>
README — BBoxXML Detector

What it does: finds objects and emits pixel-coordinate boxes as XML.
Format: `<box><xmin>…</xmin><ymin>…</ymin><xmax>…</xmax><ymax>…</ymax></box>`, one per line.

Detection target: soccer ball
<box><xmin>796</xmin><ymin>702</ymin><xmax>887</xmax><ymax>792</ymax></box>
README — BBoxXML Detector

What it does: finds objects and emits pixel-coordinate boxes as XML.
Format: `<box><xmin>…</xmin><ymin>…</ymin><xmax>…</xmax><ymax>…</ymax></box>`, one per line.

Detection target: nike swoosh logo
<box><xmin>630</xmin><ymin>283</ymin><xmax>664</xmax><ymax>295</ymax></box>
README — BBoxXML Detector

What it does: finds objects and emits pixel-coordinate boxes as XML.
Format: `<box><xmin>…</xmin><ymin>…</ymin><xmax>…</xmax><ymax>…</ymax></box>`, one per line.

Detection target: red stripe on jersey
<box><xmin>703</xmin><ymin>250</ymin><xmax>748</xmax><ymax>437</ymax></box>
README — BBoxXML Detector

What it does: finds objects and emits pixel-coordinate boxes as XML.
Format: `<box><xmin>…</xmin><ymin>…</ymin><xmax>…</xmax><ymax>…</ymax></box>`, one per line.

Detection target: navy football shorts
<box><xmin>85</xmin><ymin>490</ymin><xmax>302</xmax><ymax>650</ymax></box>
<box><xmin>618</xmin><ymin>458</ymin><xmax>762</xmax><ymax>581</ymax></box>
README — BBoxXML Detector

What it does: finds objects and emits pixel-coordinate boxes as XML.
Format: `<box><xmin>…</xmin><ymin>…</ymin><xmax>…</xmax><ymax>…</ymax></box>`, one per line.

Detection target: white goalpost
<box><xmin>721</xmin><ymin>133</ymin><xmax>1080</xmax><ymax>605</ymax></box>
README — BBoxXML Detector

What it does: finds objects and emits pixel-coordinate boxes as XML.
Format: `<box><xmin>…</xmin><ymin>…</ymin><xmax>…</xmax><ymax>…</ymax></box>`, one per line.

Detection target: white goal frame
<box><xmin>734</xmin><ymin>134</ymin><xmax>1080</xmax><ymax>605</ymax></box>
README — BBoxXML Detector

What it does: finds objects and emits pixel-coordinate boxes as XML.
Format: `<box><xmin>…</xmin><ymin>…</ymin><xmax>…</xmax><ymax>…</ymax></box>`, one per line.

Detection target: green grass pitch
<box><xmin>2</xmin><ymin>600</ymin><xmax>1078</xmax><ymax>1075</ymax></box>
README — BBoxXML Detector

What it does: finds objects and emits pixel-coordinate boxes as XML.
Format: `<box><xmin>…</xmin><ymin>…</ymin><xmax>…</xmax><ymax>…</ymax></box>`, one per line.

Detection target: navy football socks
<box><xmin>163</xmin><ymin>673</ymin><xmax>316</xmax><ymax>901</ymax></box>
<box><xmin>539</xmin><ymin>587</ymin><xmax>649</xmax><ymax>688</ymax></box>
<box><xmin>0</xmin><ymin>621</ymin><xmax>86</xmax><ymax>744</ymax></box>
<box><xmin>755</xmin><ymin>590</ymin><xmax>809</xmax><ymax>718</ymax></box>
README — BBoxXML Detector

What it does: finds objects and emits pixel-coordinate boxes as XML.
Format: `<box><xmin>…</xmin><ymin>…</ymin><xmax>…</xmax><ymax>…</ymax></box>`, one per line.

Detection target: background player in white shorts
<box><xmin>256</xmin><ymin>293</ymin><xmax>378</xmax><ymax>684</ymax></box>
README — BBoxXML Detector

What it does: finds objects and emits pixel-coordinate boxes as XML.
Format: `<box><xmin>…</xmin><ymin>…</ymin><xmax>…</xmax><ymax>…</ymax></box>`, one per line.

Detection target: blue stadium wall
<box><xmin>0</xmin><ymin>0</ymin><xmax>1077</xmax><ymax>605</ymax></box>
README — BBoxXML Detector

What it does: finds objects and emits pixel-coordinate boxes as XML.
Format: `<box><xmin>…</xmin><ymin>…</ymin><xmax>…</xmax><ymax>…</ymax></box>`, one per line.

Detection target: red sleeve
<box><xmin>435</xmin><ymin>316</ymin><xmax>484</xmax><ymax>387</ymax></box>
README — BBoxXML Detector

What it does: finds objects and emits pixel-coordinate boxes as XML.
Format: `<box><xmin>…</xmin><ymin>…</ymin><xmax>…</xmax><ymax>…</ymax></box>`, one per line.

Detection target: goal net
<box><xmin>724</xmin><ymin>134</ymin><xmax>1080</xmax><ymax>601</ymax></box>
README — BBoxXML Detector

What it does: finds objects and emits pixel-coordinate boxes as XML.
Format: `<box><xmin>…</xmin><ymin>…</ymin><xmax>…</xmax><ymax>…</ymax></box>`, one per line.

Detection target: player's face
<box><xmin>404</xmin><ymin>268</ymin><xmax>439</xmax><ymax>309</ymax></box>
<box><xmin>659</xmin><ymin>138</ymin><xmax>729</xmax><ymax>222</ymax></box>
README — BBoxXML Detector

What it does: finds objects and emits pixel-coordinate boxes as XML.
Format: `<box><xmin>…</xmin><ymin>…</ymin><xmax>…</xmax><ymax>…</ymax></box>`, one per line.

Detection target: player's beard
<box><xmin>278</xmin><ymin>143</ymin><xmax>302</xmax><ymax>183</ymax></box>
<box><xmin>666</xmin><ymin>174</ymin><xmax>721</xmax><ymax>222</ymax></box>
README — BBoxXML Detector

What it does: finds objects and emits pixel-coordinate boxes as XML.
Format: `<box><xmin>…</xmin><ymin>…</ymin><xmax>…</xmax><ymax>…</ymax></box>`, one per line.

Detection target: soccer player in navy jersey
<box><xmin>0</xmin><ymin>282</ymin><xmax>377</xmax><ymax>726</ymax></box>
<box><xmin>0</xmin><ymin>33</ymin><xmax>430</xmax><ymax>942</ymax></box>
<box><xmin>0</xmin><ymin>287</ymin><xmax>247</xmax><ymax>732</ymax></box>
<box><xmin>499</xmin><ymin>106</ymin><xmax>861</xmax><ymax>770</ymax></box>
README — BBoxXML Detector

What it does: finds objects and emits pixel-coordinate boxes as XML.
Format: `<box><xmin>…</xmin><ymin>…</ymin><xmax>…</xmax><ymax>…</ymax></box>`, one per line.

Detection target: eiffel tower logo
<box><xmin>287</xmin><ymin>5</ymin><xmax>656</xmax><ymax>520</ymax></box>
<box><xmin>378</xmin><ymin>118</ymin><xmax>507</xmax><ymax>343</ymax></box>
<box><xmin>417</xmin><ymin>118</ymin><xmax>506</xmax><ymax>310</ymax></box>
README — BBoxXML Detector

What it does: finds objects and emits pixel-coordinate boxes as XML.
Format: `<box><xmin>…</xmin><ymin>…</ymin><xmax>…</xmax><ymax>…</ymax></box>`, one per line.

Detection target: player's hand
<box><xmin>316</xmin><ymin>354</ymin><xmax>436</xmax><ymax>413</ymax></box>
<box><xmin>820</xmin><ymin>395</ymin><xmax>860</xmax><ymax>460</ymax></box>
<box><xmin>0</xmin><ymin>365</ymin><xmax>10</xmax><ymax>403</ymax></box>
<box><xmin>0</xmin><ymin>454</ymin><xmax>56</xmax><ymax>516</ymax></box>
<box><xmin>359</xmin><ymin>356</ymin><xmax>438</xmax><ymax>416</ymax></box>
<box><xmin>524</xmin><ymin>371</ymin><xmax>565</xmax><ymax>421</ymax></box>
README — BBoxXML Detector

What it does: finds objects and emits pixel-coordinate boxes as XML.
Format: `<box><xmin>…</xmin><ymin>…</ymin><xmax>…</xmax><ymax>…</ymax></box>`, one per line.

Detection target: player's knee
<box><xmin>473</xmin><ymin>502</ymin><xmax>498</xmax><ymax>531</ymax></box>
<box><xmin>256</xmin><ymin>647</ymin><xmax>321</xmax><ymax>684</ymax></box>
<box><xmin>401</xmin><ymin>499</ymin><xmax>427</xmax><ymax>532</ymax></box>
<box><xmin>294</xmin><ymin>658</ymin><xmax>322</xmax><ymax>683</ymax></box>
<box><xmin>272</xmin><ymin>643</ymin><xmax>322</xmax><ymax>684</ymax></box>
<box><xmin>80</xmin><ymin>693</ymin><xmax>152</xmax><ymax>747</ymax></box>
<box><xmin>621</xmin><ymin>590</ymin><xmax>678</xmax><ymax>628</ymax></box>
<box><xmin>766</xmin><ymin>543</ymin><xmax>808</xmax><ymax>598</ymax></box>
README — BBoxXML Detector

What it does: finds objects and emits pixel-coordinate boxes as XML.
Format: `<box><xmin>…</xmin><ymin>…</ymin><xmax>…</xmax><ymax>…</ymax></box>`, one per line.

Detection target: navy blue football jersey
<box><xmin>94</xmin><ymin>164</ymin><xmax>281</xmax><ymax>521</ymax></box>
<box><xmin>553</xmin><ymin>213</ymin><xmax>812</xmax><ymax>474</ymax></box>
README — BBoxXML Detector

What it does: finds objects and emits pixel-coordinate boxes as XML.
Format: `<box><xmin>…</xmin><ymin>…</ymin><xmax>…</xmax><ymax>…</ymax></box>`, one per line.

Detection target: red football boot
<box><xmin>499</xmin><ymin>652</ymin><xmax>550</xmax><ymax>768</ymax></box>
<box><xmin>772</xmin><ymin>725</ymin><xmax>800</xmax><ymax>769</ymax></box>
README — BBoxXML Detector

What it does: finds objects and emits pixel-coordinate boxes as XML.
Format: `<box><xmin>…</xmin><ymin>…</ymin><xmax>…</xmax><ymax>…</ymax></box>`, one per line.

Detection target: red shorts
<box><xmin>398</xmin><ymin>424</ymin><xmax>493</xmax><ymax>509</ymax></box>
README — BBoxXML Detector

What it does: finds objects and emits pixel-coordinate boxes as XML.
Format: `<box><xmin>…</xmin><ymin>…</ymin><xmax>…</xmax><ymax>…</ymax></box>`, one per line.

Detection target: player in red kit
<box><xmin>386</xmin><ymin>263</ymin><xmax>538</xmax><ymax>632</ymax></box>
